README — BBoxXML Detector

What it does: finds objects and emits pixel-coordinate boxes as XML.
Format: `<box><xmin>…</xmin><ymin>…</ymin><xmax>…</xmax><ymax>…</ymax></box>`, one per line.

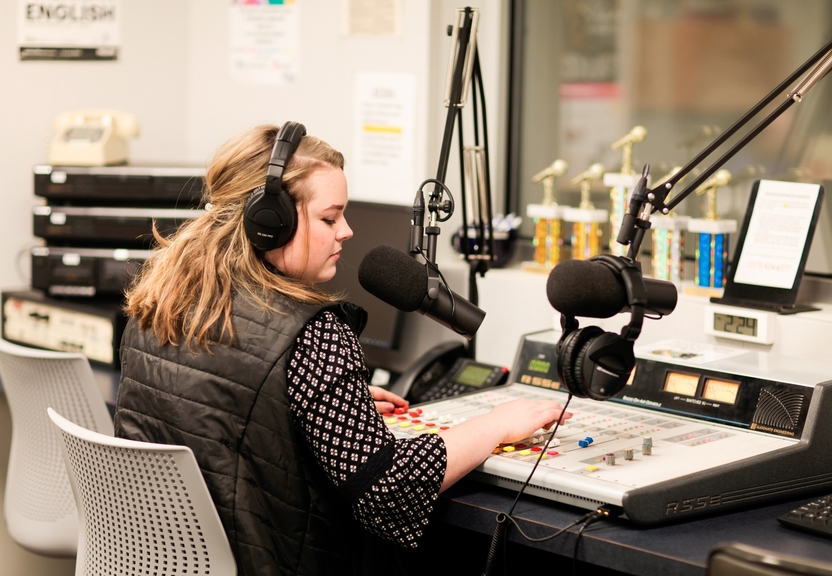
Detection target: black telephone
<box><xmin>389</xmin><ymin>341</ymin><xmax>510</xmax><ymax>404</ymax></box>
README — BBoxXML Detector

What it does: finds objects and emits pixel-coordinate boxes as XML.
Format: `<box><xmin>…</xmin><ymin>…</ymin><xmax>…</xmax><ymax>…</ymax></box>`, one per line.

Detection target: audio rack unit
<box><xmin>33</xmin><ymin>206</ymin><xmax>204</xmax><ymax>247</ymax></box>
<box><xmin>33</xmin><ymin>163</ymin><xmax>205</xmax><ymax>206</ymax></box>
<box><xmin>20</xmin><ymin>163</ymin><xmax>205</xmax><ymax>360</ymax></box>
<box><xmin>1</xmin><ymin>290</ymin><xmax>126</xmax><ymax>368</ymax></box>
<box><xmin>30</xmin><ymin>246</ymin><xmax>153</xmax><ymax>297</ymax></box>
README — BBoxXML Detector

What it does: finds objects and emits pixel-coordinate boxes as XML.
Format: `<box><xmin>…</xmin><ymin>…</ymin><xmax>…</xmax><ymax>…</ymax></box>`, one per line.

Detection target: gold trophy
<box><xmin>524</xmin><ymin>159</ymin><xmax>569</xmax><ymax>272</ymax></box>
<box><xmin>562</xmin><ymin>163</ymin><xmax>607</xmax><ymax>260</ymax></box>
<box><xmin>605</xmin><ymin>126</ymin><xmax>647</xmax><ymax>256</ymax></box>
<box><xmin>685</xmin><ymin>169</ymin><xmax>737</xmax><ymax>295</ymax></box>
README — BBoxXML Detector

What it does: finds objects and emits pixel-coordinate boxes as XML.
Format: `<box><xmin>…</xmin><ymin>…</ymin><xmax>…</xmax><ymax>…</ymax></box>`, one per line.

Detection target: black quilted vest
<box><xmin>114</xmin><ymin>292</ymin><xmax>395</xmax><ymax>576</ymax></box>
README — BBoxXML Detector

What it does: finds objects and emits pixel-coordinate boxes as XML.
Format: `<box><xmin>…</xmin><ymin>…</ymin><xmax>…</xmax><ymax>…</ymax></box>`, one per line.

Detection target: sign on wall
<box><xmin>18</xmin><ymin>0</ymin><xmax>121</xmax><ymax>61</ymax></box>
<box><xmin>229</xmin><ymin>0</ymin><xmax>300</xmax><ymax>85</ymax></box>
<box><xmin>351</xmin><ymin>72</ymin><xmax>415</xmax><ymax>205</ymax></box>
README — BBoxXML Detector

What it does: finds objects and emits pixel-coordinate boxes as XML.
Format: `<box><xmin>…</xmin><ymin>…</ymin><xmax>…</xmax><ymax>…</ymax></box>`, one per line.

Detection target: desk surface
<box><xmin>437</xmin><ymin>481</ymin><xmax>832</xmax><ymax>576</ymax></box>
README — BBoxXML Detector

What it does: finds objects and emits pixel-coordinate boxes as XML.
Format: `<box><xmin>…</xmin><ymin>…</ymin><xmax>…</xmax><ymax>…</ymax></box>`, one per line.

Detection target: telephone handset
<box><xmin>48</xmin><ymin>109</ymin><xmax>140</xmax><ymax>167</ymax></box>
<box><xmin>389</xmin><ymin>341</ymin><xmax>510</xmax><ymax>404</ymax></box>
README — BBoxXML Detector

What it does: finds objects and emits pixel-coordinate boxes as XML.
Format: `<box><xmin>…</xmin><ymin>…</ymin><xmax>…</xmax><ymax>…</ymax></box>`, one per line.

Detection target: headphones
<box><xmin>556</xmin><ymin>254</ymin><xmax>648</xmax><ymax>401</ymax></box>
<box><xmin>243</xmin><ymin>121</ymin><xmax>307</xmax><ymax>251</ymax></box>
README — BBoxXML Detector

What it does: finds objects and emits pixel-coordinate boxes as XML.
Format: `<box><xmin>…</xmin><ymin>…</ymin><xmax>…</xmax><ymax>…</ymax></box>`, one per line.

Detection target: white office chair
<box><xmin>0</xmin><ymin>338</ymin><xmax>113</xmax><ymax>557</ymax></box>
<box><xmin>48</xmin><ymin>407</ymin><xmax>237</xmax><ymax>576</ymax></box>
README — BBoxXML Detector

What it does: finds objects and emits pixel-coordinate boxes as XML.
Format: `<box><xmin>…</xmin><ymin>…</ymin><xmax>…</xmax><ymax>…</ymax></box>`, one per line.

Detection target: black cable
<box><xmin>507</xmin><ymin>393</ymin><xmax>573</xmax><ymax>516</ymax></box>
<box><xmin>480</xmin><ymin>394</ymin><xmax>574</xmax><ymax>576</ymax></box>
<box><xmin>472</xmin><ymin>49</ymin><xmax>495</xmax><ymax>267</ymax></box>
<box><xmin>572</xmin><ymin>513</ymin><xmax>604</xmax><ymax>576</ymax></box>
<box><xmin>572</xmin><ymin>507</ymin><xmax>622</xmax><ymax>576</ymax></box>
<box><xmin>417</xmin><ymin>178</ymin><xmax>455</xmax><ymax>223</ymax></box>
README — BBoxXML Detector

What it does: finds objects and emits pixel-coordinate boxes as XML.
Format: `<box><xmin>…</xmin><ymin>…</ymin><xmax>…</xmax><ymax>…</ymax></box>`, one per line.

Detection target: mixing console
<box><xmin>387</xmin><ymin>330</ymin><xmax>832</xmax><ymax>525</ymax></box>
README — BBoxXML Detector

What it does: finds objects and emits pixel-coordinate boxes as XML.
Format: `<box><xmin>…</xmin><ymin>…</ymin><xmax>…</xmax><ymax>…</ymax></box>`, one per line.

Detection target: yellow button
<box><xmin>519</xmin><ymin>450</ymin><xmax>531</xmax><ymax>456</ymax></box>
<box><xmin>399</xmin><ymin>421</ymin><xmax>411</xmax><ymax>428</ymax></box>
<box><xmin>585</xmin><ymin>465</ymin><xmax>599</xmax><ymax>472</ymax></box>
<box><xmin>502</xmin><ymin>446</ymin><xmax>515</xmax><ymax>452</ymax></box>
<box><xmin>428</xmin><ymin>428</ymin><xmax>440</xmax><ymax>434</ymax></box>
<box><xmin>385</xmin><ymin>418</ymin><xmax>397</xmax><ymax>425</ymax></box>
<box><xmin>414</xmin><ymin>425</ymin><xmax>425</xmax><ymax>431</ymax></box>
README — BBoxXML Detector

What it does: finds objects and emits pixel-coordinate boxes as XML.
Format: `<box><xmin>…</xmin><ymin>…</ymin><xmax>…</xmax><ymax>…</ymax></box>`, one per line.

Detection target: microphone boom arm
<box><xmin>648</xmin><ymin>38</ymin><xmax>832</xmax><ymax>217</ymax></box>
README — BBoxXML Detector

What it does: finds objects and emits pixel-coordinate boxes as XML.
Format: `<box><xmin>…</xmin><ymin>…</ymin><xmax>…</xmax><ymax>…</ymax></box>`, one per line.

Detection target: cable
<box><xmin>572</xmin><ymin>507</ymin><xmax>623</xmax><ymax>576</ymax></box>
<box><xmin>481</xmin><ymin>394</ymin><xmax>574</xmax><ymax>576</ymax></box>
<box><xmin>507</xmin><ymin>393</ymin><xmax>573</xmax><ymax>516</ymax></box>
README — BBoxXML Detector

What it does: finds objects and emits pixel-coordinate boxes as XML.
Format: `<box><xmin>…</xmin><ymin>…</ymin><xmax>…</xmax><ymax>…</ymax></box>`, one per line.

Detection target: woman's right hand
<box><xmin>437</xmin><ymin>397</ymin><xmax>572</xmax><ymax>492</ymax></box>
<box><xmin>487</xmin><ymin>397</ymin><xmax>572</xmax><ymax>445</ymax></box>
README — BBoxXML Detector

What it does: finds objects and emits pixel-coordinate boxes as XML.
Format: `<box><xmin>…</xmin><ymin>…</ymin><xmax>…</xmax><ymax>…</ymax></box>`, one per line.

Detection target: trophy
<box><xmin>686</xmin><ymin>169</ymin><xmax>737</xmax><ymax>293</ymax></box>
<box><xmin>525</xmin><ymin>159</ymin><xmax>569</xmax><ymax>271</ymax></box>
<box><xmin>605</xmin><ymin>126</ymin><xmax>647</xmax><ymax>256</ymax></box>
<box><xmin>562</xmin><ymin>163</ymin><xmax>607</xmax><ymax>260</ymax></box>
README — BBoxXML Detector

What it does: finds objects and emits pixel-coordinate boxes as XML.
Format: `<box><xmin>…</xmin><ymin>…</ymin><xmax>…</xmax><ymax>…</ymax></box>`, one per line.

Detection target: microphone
<box><xmin>358</xmin><ymin>244</ymin><xmax>486</xmax><ymax>339</ymax></box>
<box><xmin>546</xmin><ymin>258</ymin><xmax>677</xmax><ymax>319</ymax></box>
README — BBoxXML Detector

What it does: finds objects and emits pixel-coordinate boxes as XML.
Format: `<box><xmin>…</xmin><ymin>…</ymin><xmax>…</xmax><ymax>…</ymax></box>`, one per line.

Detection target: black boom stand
<box><xmin>410</xmin><ymin>7</ymin><xmax>494</xmax><ymax>358</ymax></box>
<box><xmin>616</xmin><ymin>37</ymin><xmax>832</xmax><ymax>259</ymax></box>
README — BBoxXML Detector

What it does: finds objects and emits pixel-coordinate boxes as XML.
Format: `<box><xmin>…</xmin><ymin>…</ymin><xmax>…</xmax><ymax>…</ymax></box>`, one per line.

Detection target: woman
<box><xmin>114</xmin><ymin>123</ymin><xmax>571</xmax><ymax>576</ymax></box>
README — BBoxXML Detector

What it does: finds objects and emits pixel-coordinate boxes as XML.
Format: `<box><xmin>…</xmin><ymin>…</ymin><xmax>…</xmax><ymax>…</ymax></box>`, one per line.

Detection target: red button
<box><xmin>394</xmin><ymin>407</ymin><xmax>406</xmax><ymax>415</ymax></box>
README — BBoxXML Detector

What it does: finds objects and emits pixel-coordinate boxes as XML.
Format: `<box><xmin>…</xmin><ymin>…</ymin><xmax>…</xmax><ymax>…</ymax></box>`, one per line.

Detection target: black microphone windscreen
<box><xmin>546</xmin><ymin>259</ymin><xmax>628</xmax><ymax>318</ymax></box>
<box><xmin>358</xmin><ymin>245</ymin><xmax>427</xmax><ymax>312</ymax></box>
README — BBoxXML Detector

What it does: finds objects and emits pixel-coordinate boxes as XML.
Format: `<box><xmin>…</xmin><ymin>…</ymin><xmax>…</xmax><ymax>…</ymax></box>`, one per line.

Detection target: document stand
<box><xmin>711</xmin><ymin>179</ymin><xmax>825</xmax><ymax>316</ymax></box>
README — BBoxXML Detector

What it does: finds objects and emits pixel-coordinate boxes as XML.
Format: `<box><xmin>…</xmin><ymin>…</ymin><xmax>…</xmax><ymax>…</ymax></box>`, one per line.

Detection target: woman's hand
<box><xmin>486</xmin><ymin>398</ymin><xmax>572</xmax><ymax>445</ymax></box>
<box><xmin>437</xmin><ymin>398</ymin><xmax>572</xmax><ymax>492</ymax></box>
<box><xmin>369</xmin><ymin>385</ymin><xmax>409</xmax><ymax>414</ymax></box>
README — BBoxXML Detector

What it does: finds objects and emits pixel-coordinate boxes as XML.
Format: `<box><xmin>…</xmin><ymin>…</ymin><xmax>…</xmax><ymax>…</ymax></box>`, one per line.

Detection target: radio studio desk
<box><xmin>76</xmin><ymin>285</ymin><xmax>832</xmax><ymax>575</ymax></box>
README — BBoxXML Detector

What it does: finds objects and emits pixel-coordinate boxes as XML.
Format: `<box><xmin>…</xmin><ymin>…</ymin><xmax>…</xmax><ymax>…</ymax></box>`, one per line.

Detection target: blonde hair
<box><xmin>124</xmin><ymin>124</ymin><xmax>345</xmax><ymax>349</ymax></box>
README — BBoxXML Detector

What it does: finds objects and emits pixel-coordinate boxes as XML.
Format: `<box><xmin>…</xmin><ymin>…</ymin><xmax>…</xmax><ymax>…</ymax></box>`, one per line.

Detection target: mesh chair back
<box><xmin>0</xmin><ymin>338</ymin><xmax>113</xmax><ymax>556</ymax></box>
<box><xmin>48</xmin><ymin>407</ymin><xmax>237</xmax><ymax>576</ymax></box>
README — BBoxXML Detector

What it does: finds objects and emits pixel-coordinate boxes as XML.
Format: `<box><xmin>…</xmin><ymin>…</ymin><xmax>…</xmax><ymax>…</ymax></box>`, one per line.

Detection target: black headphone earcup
<box><xmin>557</xmin><ymin>326</ymin><xmax>604</xmax><ymax>398</ymax></box>
<box><xmin>243</xmin><ymin>185</ymin><xmax>297</xmax><ymax>251</ymax></box>
<box><xmin>577</xmin><ymin>332</ymin><xmax>635</xmax><ymax>400</ymax></box>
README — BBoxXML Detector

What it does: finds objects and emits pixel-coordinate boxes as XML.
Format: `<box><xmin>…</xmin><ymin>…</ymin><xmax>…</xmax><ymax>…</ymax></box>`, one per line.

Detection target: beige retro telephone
<box><xmin>48</xmin><ymin>109</ymin><xmax>140</xmax><ymax>166</ymax></box>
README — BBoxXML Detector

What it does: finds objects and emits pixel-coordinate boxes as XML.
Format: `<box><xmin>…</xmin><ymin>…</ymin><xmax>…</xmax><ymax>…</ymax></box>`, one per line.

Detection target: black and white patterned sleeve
<box><xmin>287</xmin><ymin>310</ymin><xmax>447</xmax><ymax>547</ymax></box>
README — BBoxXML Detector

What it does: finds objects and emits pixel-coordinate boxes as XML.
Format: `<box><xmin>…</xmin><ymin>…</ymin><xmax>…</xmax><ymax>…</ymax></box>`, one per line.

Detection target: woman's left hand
<box><xmin>369</xmin><ymin>386</ymin><xmax>408</xmax><ymax>414</ymax></box>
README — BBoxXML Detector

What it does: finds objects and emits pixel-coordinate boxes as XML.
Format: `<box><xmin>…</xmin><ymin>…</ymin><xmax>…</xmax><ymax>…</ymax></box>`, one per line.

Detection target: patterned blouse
<box><xmin>287</xmin><ymin>309</ymin><xmax>447</xmax><ymax>547</ymax></box>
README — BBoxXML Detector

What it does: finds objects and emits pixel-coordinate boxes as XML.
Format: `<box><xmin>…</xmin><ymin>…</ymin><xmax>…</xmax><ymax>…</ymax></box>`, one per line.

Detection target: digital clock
<box><xmin>704</xmin><ymin>304</ymin><xmax>777</xmax><ymax>345</ymax></box>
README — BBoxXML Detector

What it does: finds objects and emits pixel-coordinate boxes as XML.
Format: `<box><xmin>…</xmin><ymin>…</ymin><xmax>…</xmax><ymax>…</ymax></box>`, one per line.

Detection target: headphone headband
<box><xmin>243</xmin><ymin>121</ymin><xmax>308</xmax><ymax>252</ymax></box>
<box><xmin>265</xmin><ymin>121</ymin><xmax>307</xmax><ymax>196</ymax></box>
